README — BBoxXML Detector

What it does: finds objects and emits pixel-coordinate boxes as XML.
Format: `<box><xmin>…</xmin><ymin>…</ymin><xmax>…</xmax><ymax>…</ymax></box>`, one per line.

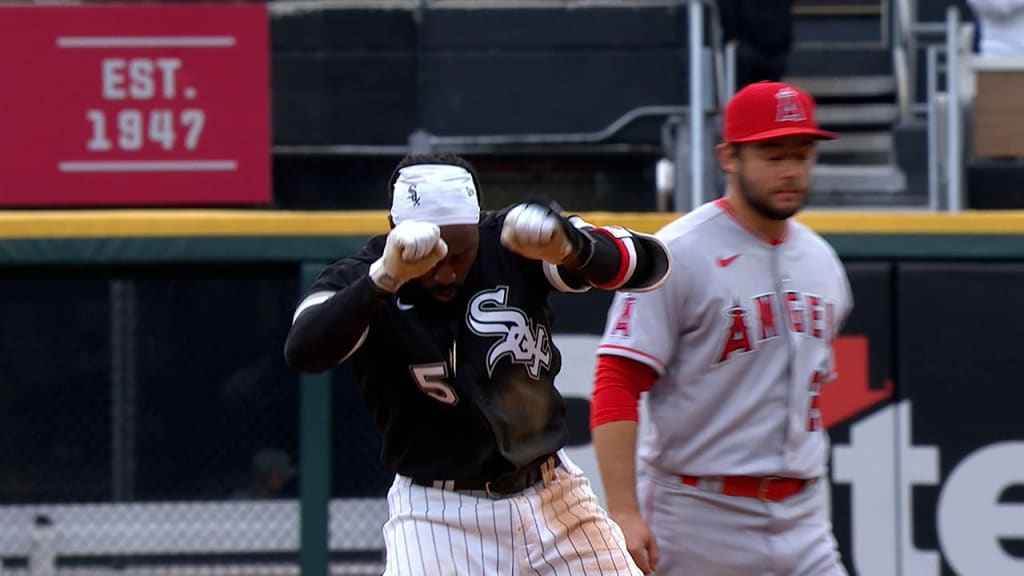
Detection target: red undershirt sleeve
<box><xmin>590</xmin><ymin>353</ymin><xmax>658</xmax><ymax>428</ymax></box>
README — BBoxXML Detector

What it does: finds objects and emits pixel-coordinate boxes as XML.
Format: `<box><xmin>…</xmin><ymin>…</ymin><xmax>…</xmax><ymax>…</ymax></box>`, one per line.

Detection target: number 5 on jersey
<box><xmin>410</xmin><ymin>363</ymin><xmax>459</xmax><ymax>406</ymax></box>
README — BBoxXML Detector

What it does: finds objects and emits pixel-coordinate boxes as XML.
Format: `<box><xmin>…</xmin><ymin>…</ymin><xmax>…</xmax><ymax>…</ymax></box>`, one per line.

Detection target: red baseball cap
<box><xmin>723</xmin><ymin>81</ymin><xmax>838</xmax><ymax>143</ymax></box>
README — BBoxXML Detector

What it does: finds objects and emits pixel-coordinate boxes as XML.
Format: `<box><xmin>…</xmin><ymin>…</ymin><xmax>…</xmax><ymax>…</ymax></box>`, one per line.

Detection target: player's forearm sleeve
<box><xmin>284</xmin><ymin>275</ymin><xmax>383</xmax><ymax>373</ymax></box>
<box><xmin>569</xmin><ymin>227</ymin><xmax>638</xmax><ymax>288</ymax></box>
<box><xmin>590</xmin><ymin>354</ymin><xmax>658</xmax><ymax>427</ymax></box>
<box><xmin>558</xmin><ymin>221</ymin><xmax>670</xmax><ymax>293</ymax></box>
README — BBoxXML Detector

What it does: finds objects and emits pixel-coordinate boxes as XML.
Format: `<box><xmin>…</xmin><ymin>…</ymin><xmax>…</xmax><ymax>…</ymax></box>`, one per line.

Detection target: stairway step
<box><xmin>793</xmin><ymin>13</ymin><xmax>883</xmax><ymax>44</ymax></box>
<box><xmin>818</xmin><ymin>131</ymin><xmax>892</xmax><ymax>154</ymax></box>
<box><xmin>787</xmin><ymin>75</ymin><xmax>894</xmax><ymax>98</ymax></box>
<box><xmin>794</xmin><ymin>4</ymin><xmax>882</xmax><ymax>16</ymax></box>
<box><xmin>817</xmin><ymin>132</ymin><xmax>892</xmax><ymax>165</ymax></box>
<box><xmin>812</xmin><ymin>163</ymin><xmax>906</xmax><ymax>194</ymax></box>
<box><xmin>788</xmin><ymin>46</ymin><xmax>891</xmax><ymax>76</ymax></box>
<box><xmin>793</xmin><ymin>0</ymin><xmax>882</xmax><ymax>16</ymax></box>
<box><xmin>817</xmin><ymin>103</ymin><xmax>898</xmax><ymax>127</ymax></box>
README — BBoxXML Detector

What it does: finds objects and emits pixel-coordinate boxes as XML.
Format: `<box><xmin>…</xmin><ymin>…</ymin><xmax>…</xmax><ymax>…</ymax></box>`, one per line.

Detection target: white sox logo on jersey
<box><xmin>467</xmin><ymin>286</ymin><xmax>551</xmax><ymax>378</ymax></box>
<box><xmin>718</xmin><ymin>289</ymin><xmax>835</xmax><ymax>363</ymax></box>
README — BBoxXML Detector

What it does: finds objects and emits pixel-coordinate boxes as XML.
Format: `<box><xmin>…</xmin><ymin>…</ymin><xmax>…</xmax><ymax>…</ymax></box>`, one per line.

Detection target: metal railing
<box><xmin>418</xmin><ymin>0</ymin><xmax>726</xmax><ymax>213</ymax></box>
<box><xmin>925</xmin><ymin>6</ymin><xmax>964</xmax><ymax>211</ymax></box>
<box><xmin>273</xmin><ymin>0</ymin><xmax>728</xmax><ymax>213</ymax></box>
<box><xmin>893</xmin><ymin>0</ymin><xmax>950</xmax><ymax>120</ymax></box>
<box><xmin>894</xmin><ymin>1</ymin><xmax>966</xmax><ymax>211</ymax></box>
<box><xmin>892</xmin><ymin>0</ymin><xmax>913</xmax><ymax>120</ymax></box>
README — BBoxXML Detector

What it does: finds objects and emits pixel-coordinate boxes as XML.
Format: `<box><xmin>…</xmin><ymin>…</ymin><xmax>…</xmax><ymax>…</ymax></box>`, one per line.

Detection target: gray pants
<box><xmin>639</xmin><ymin>469</ymin><xmax>847</xmax><ymax>576</ymax></box>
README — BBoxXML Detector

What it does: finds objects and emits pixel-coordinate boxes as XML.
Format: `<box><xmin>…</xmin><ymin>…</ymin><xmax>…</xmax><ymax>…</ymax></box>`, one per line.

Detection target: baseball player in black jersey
<box><xmin>285</xmin><ymin>153</ymin><xmax>670</xmax><ymax>575</ymax></box>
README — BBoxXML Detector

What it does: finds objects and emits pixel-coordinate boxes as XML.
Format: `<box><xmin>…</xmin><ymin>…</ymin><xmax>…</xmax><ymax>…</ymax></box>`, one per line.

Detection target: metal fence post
<box><xmin>945</xmin><ymin>5</ymin><xmax>963</xmax><ymax>212</ymax></box>
<box><xmin>927</xmin><ymin>45</ymin><xmax>941</xmax><ymax>210</ymax></box>
<box><xmin>110</xmin><ymin>279</ymin><xmax>138</xmax><ymax>502</ymax></box>
<box><xmin>688</xmin><ymin>0</ymin><xmax>705</xmax><ymax>211</ymax></box>
<box><xmin>672</xmin><ymin>118</ymin><xmax>690</xmax><ymax>212</ymax></box>
<box><xmin>298</xmin><ymin>263</ymin><xmax>332</xmax><ymax>576</ymax></box>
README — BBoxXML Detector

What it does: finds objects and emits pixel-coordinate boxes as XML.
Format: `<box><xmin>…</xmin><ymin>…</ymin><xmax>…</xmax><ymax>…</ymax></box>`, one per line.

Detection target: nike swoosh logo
<box><xmin>396</xmin><ymin>298</ymin><xmax>415</xmax><ymax>311</ymax></box>
<box><xmin>716</xmin><ymin>254</ymin><xmax>740</xmax><ymax>267</ymax></box>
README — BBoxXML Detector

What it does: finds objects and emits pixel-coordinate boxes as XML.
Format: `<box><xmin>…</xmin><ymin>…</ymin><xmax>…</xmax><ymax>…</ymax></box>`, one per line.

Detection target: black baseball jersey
<box><xmin>307</xmin><ymin>209</ymin><xmax>572</xmax><ymax>481</ymax></box>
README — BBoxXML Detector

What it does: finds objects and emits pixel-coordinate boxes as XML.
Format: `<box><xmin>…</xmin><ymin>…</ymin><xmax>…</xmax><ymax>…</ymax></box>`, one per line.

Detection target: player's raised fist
<box><xmin>370</xmin><ymin>220</ymin><xmax>448</xmax><ymax>293</ymax></box>
<box><xmin>500</xmin><ymin>203</ymin><xmax>573</xmax><ymax>264</ymax></box>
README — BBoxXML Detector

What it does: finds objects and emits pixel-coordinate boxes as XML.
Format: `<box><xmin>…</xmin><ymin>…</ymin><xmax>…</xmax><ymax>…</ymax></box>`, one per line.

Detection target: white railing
<box><xmin>924</xmin><ymin>6</ymin><xmax>965</xmax><ymax>211</ymax></box>
<box><xmin>892</xmin><ymin>0</ymin><xmax>913</xmax><ymax>121</ymax></box>
<box><xmin>894</xmin><ymin>1</ymin><xmax>967</xmax><ymax>211</ymax></box>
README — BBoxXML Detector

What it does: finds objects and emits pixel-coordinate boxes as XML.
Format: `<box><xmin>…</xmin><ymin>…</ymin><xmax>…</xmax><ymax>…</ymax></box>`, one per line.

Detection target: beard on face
<box><xmin>431</xmin><ymin>281</ymin><xmax>459</xmax><ymax>293</ymax></box>
<box><xmin>737</xmin><ymin>169</ymin><xmax>806</xmax><ymax>221</ymax></box>
<box><xmin>426</xmin><ymin>281</ymin><xmax>462</xmax><ymax>303</ymax></box>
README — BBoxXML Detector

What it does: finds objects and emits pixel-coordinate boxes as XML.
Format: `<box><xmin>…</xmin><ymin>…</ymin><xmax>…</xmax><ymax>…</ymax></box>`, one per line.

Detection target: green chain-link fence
<box><xmin>0</xmin><ymin>264</ymin><xmax>390</xmax><ymax>575</ymax></box>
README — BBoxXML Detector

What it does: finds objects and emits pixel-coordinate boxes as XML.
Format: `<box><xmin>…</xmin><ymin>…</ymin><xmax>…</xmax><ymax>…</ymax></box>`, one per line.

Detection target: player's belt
<box><xmin>412</xmin><ymin>453</ymin><xmax>561</xmax><ymax>498</ymax></box>
<box><xmin>680</xmin><ymin>474</ymin><xmax>811</xmax><ymax>501</ymax></box>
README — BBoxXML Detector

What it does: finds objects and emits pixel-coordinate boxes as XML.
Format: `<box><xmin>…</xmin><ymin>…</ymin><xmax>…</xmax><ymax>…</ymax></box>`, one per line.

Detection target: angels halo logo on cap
<box><xmin>774</xmin><ymin>87</ymin><xmax>807</xmax><ymax>123</ymax></box>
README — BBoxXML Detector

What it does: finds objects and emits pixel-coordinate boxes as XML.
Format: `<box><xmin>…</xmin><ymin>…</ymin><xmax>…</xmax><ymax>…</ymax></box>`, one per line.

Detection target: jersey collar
<box><xmin>713</xmin><ymin>198</ymin><xmax>788</xmax><ymax>246</ymax></box>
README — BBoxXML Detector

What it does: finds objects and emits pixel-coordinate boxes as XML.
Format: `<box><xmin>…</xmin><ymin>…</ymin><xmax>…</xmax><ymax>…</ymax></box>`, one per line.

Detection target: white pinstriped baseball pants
<box><xmin>383</xmin><ymin>451</ymin><xmax>642</xmax><ymax>576</ymax></box>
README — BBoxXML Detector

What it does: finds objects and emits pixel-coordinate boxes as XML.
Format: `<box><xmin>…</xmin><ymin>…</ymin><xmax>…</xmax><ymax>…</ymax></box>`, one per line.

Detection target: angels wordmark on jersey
<box><xmin>607</xmin><ymin>287</ymin><xmax>839</xmax><ymax>366</ymax></box>
<box><xmin>716</xmin><ymin>289</ymin><xmax>838</xmax><ymax>363</ymax></box>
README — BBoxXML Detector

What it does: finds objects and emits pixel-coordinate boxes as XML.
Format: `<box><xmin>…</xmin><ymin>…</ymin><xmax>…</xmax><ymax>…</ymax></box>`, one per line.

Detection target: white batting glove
<box><xmin>500</xmin><ymin>203</ymin><xmax>573</xmax><ymax>264</ymax></box>
<box><xmin>369</xmin><ymin>220</ymin><xmax>448</xmax><ymax>293</ymax></box>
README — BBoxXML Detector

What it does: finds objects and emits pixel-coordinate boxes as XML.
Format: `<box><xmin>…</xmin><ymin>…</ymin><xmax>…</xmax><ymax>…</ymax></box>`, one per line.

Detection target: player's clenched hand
<box><xmin>613</xmin><ymin>510</ymin><xmax>659</xmax><ymax>574</ymax></box>
<box><xmin>500</xmin><ymin>203</ymin><xmax>573</xmax><ymax>264</ymax></box>
<box><xmin>369</xmin><ymin>220</ymin><xmax>448</xmax><ymax>293</ymax></box>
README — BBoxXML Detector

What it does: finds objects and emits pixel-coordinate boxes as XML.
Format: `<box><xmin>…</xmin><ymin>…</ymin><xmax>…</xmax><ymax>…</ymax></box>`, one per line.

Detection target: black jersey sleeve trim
<box><xmin>559</xmin><ymin>216</ymin><xmax>671</xmax><ymax>293</ymax></box>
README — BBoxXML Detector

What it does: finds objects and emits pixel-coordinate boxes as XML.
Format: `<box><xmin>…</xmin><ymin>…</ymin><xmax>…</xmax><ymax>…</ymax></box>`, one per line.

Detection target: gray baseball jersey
<box><xmin>597</xmin><ymin>199</ymin><xmax>852</xmax><ymax>479</ymax></box>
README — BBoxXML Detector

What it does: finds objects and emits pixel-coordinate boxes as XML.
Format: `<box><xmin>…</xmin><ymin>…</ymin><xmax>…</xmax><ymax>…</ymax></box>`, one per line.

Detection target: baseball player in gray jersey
<box><xmin>589</xmin><ymin>81</ymin><xmax>852</xmax><ymax>575</ymax></box>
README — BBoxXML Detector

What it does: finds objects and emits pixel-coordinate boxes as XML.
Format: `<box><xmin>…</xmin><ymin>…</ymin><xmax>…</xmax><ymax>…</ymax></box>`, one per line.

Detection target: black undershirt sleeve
<box><xmin>284</xmin><ymin>273</ymin><xmax>386</xmax><ymax>373</ymax></box>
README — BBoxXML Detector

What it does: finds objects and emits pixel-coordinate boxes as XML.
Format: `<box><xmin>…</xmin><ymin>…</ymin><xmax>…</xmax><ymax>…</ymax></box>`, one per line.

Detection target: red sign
<box><xmin>0</xmin><ymin>4</ymin><xmax>270</xmax><ymax>206</ymax></box>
